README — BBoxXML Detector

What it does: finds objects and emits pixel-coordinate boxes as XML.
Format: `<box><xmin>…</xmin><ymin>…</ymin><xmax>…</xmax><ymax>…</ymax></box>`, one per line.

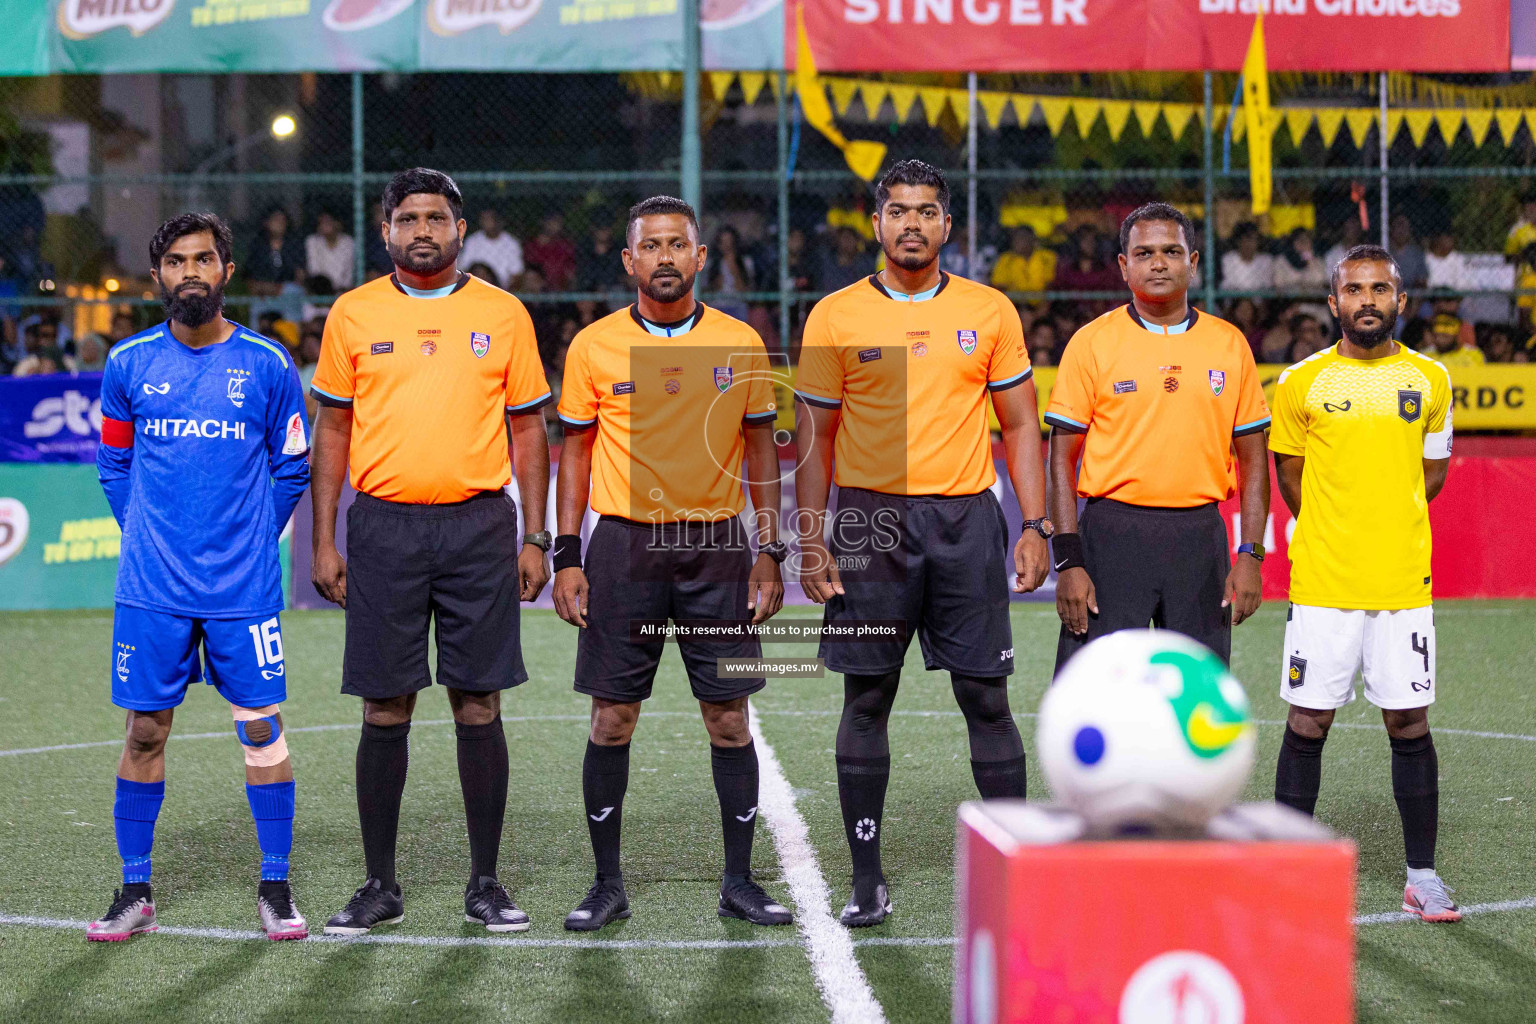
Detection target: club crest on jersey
<box><xmin>714</xmin><ymin>366</ymin><xmax>732</xmax><ymax>392</ymax></box>
<box><xmin>226</xmin><ymin>371</ymin><xmax>248</xmax><ymax>409</ymax></box>
<box><xmin>470</xmin><ymin>332</ymin><xmax>490</xmax><ymax>359</ymax></box>
<box><xmin>957</xmin><ymin>329</ymin><xmax>978</xmax><ymax>355</ymax></box>
<box><xmin>1208</xmin><ymin>369</ymin><xmax>1226</xmax><ymax>396</ymax></box>
<box><xmin>1398</xmin><ymin>389</ymin><xmax>1422</xmax><ymax>423</ymax></box>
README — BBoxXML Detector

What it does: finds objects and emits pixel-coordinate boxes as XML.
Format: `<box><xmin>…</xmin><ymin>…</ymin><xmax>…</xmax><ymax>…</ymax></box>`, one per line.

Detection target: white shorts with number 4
<box><xmin>1281</xmin><ymin>604</ymin><xmax>1435</xmax><ymax>711</ymax></box>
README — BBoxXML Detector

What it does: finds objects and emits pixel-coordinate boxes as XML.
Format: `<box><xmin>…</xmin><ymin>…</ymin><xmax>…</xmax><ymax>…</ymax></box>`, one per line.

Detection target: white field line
<box><xmin>8</xmin><ymin>710</ymin><xmax>1532</xmax><ymax>759</ymax></box>
<box><xmin>4</xmin><ymin>896</ymin><xmax>1534</xmax><ymax>951</ymax></box>
<box><xmin>748</xmin><ymin>700</ymin><xmax>888</xmax><ymax>1024</ymax></box>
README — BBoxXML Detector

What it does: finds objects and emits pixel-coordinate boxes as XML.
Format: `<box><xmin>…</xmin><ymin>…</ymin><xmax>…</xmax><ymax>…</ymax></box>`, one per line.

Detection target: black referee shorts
<box><xmin>574</xmin><ymin>515</ymin><xmax>765</xmax><ymax>705</ymax></box>
<box><xmin>1053</xmin><ymin>497</ymin><xmax>1232</xmax><ymax>675</ymax></box>
<box><xmin>819</xmin><ymin>487</ymin><xmax>1014</xmax><ymax>678</ymax></box>
<box><xmin>342</xmin><ymin>490</ymin><xmax>527</xmax><ymax>700</ymax></box>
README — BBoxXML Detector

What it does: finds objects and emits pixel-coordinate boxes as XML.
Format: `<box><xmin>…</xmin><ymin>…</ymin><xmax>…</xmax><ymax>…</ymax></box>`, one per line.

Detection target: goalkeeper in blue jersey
<box><xmin>87</xmin><ymin>213</ymin><xmax>312</xmax><ymax>941</ymax></box>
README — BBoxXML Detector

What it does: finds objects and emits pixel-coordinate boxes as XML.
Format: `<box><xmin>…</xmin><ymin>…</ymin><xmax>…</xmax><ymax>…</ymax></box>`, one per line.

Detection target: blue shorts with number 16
<box><xmin>111</xmin><ymin>605</ymin><xmax>288</xmax><ymax>712</ymax></box>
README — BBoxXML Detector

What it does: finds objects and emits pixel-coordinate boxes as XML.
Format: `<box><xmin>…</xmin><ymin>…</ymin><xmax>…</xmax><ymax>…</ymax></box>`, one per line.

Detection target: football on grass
<box><xmin>1037</xmin><ymin>630</ymin><xmax>1257</xmax><ymax>834</ymax></box>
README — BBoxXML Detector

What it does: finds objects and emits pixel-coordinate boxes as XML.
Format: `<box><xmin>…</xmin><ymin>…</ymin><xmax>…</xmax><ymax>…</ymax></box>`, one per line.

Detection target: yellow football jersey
<box><xmin>1269</xmin><ymin>344</ymin><xmax>1452</xmax><ymax>610</ymax></box>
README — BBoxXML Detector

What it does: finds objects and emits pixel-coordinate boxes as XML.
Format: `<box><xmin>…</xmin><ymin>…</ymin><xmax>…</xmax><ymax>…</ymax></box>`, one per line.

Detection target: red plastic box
<box><xmin>955</xmin><ymin>802</ymin><xmax>1357</xmax><ymax>1024</ymax></box>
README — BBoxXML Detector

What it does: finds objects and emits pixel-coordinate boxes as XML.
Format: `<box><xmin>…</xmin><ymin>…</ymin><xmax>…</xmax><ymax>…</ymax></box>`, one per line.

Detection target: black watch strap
<box><xmin>760</xmin><ymin>540</ymin><xmax>789</xmax><ymax>564</ymax></box>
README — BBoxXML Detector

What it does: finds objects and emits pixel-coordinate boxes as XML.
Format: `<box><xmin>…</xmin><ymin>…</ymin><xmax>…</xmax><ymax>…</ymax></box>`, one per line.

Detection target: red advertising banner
<box><xmin>1218</xmin><ymin>444</ymin><xmax>1536</xmax><ymax>602</ymax></box>
<box><xmin>793</xmin><ymin>0</ymin><xmax>1510</xmax><ymax>73</ymax></box>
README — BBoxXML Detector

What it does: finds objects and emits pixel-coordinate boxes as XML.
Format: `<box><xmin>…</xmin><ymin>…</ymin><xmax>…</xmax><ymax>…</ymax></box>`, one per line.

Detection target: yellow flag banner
<box><xmin>793</xmin><ymin>5</ymin><xmax>886</xmax><ymax>183</ymax></box>
<box><xmin>1242</xmin><ymin>11</ymin><xmax>1272</xmax><ymax>217</ymax></box>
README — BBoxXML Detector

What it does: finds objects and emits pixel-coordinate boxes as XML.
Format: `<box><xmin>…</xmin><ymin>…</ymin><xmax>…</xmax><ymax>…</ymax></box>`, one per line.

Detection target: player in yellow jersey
<box><xmin>1269</xmin><ymin>245</ymin><xmax>1460</xmax><ymax>923</ymax></box>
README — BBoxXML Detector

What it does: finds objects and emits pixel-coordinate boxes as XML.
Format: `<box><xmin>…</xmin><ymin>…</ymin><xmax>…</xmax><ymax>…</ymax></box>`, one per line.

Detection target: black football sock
<box><xmin>455</xmin><ymin>717</ymin><xmax>509</xmax><ymax>886</ymax></box>
<box><xmin>952</xmin><ymin>674</ymin><xmax>1027</xmax><ymax>799</ymax></box>
<box><xmin>836</xmin><ymin>671</ymin><xmax>899</xmax><ymax>885</ymax></box>
<box><xmin>711</xmin><ymin>742</ymin><xmax>760</xmax><ymax>878</ymax></box>
<box><xmin>1391</xmin><ymin>732</ymin><xmax>1439</xmax><ymax>870</ymax></box>
<box><xmin>1275</xmin><ymin>726</ymin><xmax>1327</xmax><ymax>817</ymax></box>
<box><xmin>583</xmin><ymin>740</ymin><xmax>629</xmax><ymax>880</ymax></box>
<box><xmin>356</xmin><ymin>721</ymin><xmax>410</xmax><ymax>890</ymax></box>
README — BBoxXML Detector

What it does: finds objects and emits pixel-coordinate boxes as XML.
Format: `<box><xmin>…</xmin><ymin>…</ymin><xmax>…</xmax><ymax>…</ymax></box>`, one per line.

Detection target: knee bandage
<box><xmin>233</xmin><ymin>704</ymin><xmax>289</xmax><ymax>767</ymax></box>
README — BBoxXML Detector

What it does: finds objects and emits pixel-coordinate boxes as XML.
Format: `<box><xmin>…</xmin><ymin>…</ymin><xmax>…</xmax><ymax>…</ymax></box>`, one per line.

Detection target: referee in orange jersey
<box><xmin>308</xmin><ymin>169</ymin><xmax>553</xmax><ymax>935</ymax></box>
<box><xmin>1046</xmin><ymin>203</ymin><xmax>1271</xmax><ymax>672</ymax></box>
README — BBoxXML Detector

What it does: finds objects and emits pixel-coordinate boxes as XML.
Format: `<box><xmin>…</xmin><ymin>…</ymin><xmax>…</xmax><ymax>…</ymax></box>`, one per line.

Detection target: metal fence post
<box><xmin>680</xmin><ymin>0</ymin><xmax>702</xmax><ymax>212</ymax></box>
<box><xmin>1203</xmin><ymin>71</ymin><xmax>1216</xmax><ymax>313</ymax></box>
<box><xmin>967</xmin><ymin>72</ymin><xmax>978</xmax><ymax>276</ymax></box>
<box><xmin>1379</xmin><ymin>71</ymin><xmax>1389</xmax><ymax>247</ymax></box>
<box><xmin>777</xmin><ymin>69</ymin><xmax>791</xmax><ymax>352</ymax></box>
<box><xmin>352</xmin><ymin>71</ymin><xmax>365</xmax><ymax>289</ymax></box>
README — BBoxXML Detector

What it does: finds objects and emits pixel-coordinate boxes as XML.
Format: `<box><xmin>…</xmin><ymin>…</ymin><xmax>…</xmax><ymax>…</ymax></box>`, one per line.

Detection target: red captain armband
<box><xmin>100</xmin><ymin>417</ymin><xmax>134</xmax><ymax>448</ymax></box>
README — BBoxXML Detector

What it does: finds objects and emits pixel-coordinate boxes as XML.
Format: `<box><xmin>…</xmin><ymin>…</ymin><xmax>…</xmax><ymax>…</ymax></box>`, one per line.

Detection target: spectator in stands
<box><xmin>1220</xmin><ymin>221</ymin><xmax>1274</xmax><ymax>293</ymax></box>
<box><xmin>576</xmin><ymin>222</ymin><xmax>627</xmax><ymax>294</ymax></box>
<box><xmin>364</xmin><ymin>201</ymin><xmax>392</xmax><ymax>279</ymax></box>
<box><xmin>460</xmin><ymin>208</ymin><xmax>524</xmax><ymax>290</ymax></box>
<box><xmin>990</xmin><ymin>226</ymin><xmax>1057</xmax><ymax>302</ymax></box>
<box><xmin>1286</xmin><ymin>313</ymin><xmax>1328</xmax><ymax>362</ymax></box>
<box><xmin>1504</xmin><ymin>193</ymin><xmax>1536</xmax><ymax>259</ymax></box>
<box><xmin>814</xmin><ymin>226</ymin><xmax>875</xmax><ymax>293</ymax></box>
<box><xmin>1273</xmin><ymin>227</ymin><xmax>1329</xmax><ymax>295</ymax></box>
<box><xmin>74</xmin><ymin>332</ymin><xmax>107</xmax><ymax>373</ymax></box>
<box><xmin>304</xmin><ymin>210</ymin><xmax>355</xmax><ymax>292</ymax></box>
<box><xmin>297</xmin><ymin>318</ymin><xmax>324</xmax><ymax>426</ymax></box>
<box><xmin>705</xmin><ymin>225</ymin><xmax>755</xmax><ymax>322</ymax></box>
<box><xmin>1482</xmin><ymin>325</ymin><xmax>1517</xmax><ymax>363</ymax></box>
<box><xmin>524</xmin><ymin>212</ymin><xmax>577</xmax><ymax>291</ymax></box>
<box><xmin>1052</xmin><ymin>226</ymin><xmax>1121</xmax><ymax>321</ymax></box>
<box><xmin>12</xmin><ymin>346</ymin><xmax>67</xmax><ymax>377</ymax></box>
<box><xmin>1425</xmin><ymin>231</ymin><xmax>1471</xmax><ymax>292</ymax></box>
<box><xmin>1323</xmin><ymin>217</ymin><xmax>1363</xmax><ymax>278</ymax></box>
<box><xmin>1224</xmin><ymin>297</ymin><xmax>1263</xmax><ymax>351</ymax></box>
<box><xmin>243</xmin><ymin>206</ymin><xmax>306</xmax><ymax>296</ymax></box>
<box><xmin>1390</xmin><ymin>213</ymin><xmax>1429</xmax><ymax>292</ymax></box>
<box><xmin>1256</xmin><ymin>312</ymin><xmax>1295</xmax><ymax>364</ymax></box>
<box><xmin>1515</xmin><ymin>242</ymin><xmax>1536</xmax><ymax>331</ymax></box>
<box><xmin>784</xmin><ymin>227</ymin><xmax>813</xmax><ymax>293</ymax></box>
<box><xmin>257</xmin><ymin>310</ymin><xmax>299</xmax><ymax>351</ymax></box>
<box><xmin>1026</xmin><ymin>319</ymin><xmax>1058</xmax><ymax>367</ymax></box>
<box><xmin>466</xmin><ymin>262</ymin><xmax>499</xmax><ymax>285</ymax></box>
<box><xmin>108</xmin><ymin>312</ymin><xmax>136</xmax><ymax>348</ymax></box>
<box><xmin>1421</xmin><ymin>309</ymin><xmax>1485</xmax><ymax>368</ymax></box>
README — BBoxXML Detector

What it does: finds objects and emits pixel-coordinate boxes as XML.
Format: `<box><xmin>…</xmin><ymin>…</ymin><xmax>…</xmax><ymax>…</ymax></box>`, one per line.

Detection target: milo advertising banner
<box><xmin>43</xmin><ymin>0</ymin><xmax>784</xmax><ymax>73</ymax></box>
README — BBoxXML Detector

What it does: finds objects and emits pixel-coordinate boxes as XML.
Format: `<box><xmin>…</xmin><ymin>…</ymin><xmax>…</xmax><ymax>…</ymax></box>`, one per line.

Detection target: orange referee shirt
<box><xmin>1044</xmin><ymin>305</ymin><xmax>1269</xmax><ymax>508</ymax></box>
<box><xmin>310</xmin><ymin>273</ymin><xmax>551</xmax><ymax>504</ymax></box>
<box><xmin>795</xmin><ymin>272</ymin><xmax>1032</xmax><ymax>496</ymax></box>
<box><xmin>557</xmin><ymin>304</ymin><xmax>777</xmax><ymax>523</ymax></box>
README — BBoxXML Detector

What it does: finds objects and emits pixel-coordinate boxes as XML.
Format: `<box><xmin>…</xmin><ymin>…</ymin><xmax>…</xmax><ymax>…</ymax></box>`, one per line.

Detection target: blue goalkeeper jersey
<box><xmin>97</xmin><ymin>321</ymin><xmax>310</xmax><ymax>618</ymax></box>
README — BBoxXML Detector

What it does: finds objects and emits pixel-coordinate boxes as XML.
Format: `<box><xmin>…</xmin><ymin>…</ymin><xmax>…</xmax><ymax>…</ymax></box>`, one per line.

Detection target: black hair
<box><xmin>1119</xmin><ymin>202</ymin><xmax>1197</xmax><ymax>254</ymax></box>
<box><xmin>1329</xmin><ymin>243</ymin><xmax>1402</xmax><ymax>295</ymax></box>
<box><xmin>382</xmin><ymin>167</ymin><xmax>463</xmax><ymax>223</ymax></box>
<box><xmin>149</xmin><ymin>212</ymin><xmax>234</xmax><ymax>270</ymax></box>
<box><xmin>875</xmin><ymin>159</ymin><xmax>950</xmax><ymax>215</ymax></box>
<box><xmin>625</xmin><ymin>195</ymin><xmax>699</xmax><ymax>242</ymax></box>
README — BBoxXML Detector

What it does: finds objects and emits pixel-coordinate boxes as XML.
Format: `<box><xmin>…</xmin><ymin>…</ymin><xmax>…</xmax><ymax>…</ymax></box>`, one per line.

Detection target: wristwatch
<box><xmin>1237</xmin><ymin>542</ymin><xmax>1265</xmax><ymax>563</ymax></box>
<box><xmin>760</xmin><ymin>540</ymin><xmax>789</xmax><ymax>564</ymax></box>
<box><xmin>523</xmin><ymin>530</ymin><xmax>553</xmax><ymax>551</ymax></box>
<box><xmin>1022</xmin><ymin>518</ymin><xmax>1055</xmax><ymax>539</ymax></box>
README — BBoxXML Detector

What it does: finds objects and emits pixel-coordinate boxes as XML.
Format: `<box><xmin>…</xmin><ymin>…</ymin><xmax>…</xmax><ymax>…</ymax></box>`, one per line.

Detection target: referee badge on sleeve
<box><xmin>1288</xmin><ymin>655</ymin><xmax>1307</xmax><ymax>688</ymax></box>
<box><xmin>470</xmin><ymin>332</ymin><xmax>491</xmax><ymax>359</ymax></box>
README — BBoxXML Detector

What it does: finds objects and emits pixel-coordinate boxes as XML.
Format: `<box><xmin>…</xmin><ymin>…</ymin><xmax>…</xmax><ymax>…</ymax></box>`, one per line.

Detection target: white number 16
<box><xmin>248</xmin><ymin>617</ymin><xmax>283</xmax><ymax>667</ymax></box>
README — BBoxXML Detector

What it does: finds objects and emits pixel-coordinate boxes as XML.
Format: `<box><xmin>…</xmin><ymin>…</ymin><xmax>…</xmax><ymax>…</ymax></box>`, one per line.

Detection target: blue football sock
<box><xmin>246</xmin><ymin>780</ymin><xmax>295</xmax><ymax>881</ymax></box>
<box><xmin>114</xmin><ymin>777</ymin><xmax>165</xmax><ymax>885</ymax></box>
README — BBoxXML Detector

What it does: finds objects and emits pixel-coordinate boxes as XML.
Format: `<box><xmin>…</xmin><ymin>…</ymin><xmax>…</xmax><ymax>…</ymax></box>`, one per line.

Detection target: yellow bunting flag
<box><xmin>1284</xmin><ymin>108</ymin><xmax>1314</xmax><ymax>146</ymax></box>
<box><xmin>1314</xmin><ymin>108</ymin><xmax>1346</xmax><ymax>148</ymax></box>
<box><xmin>794</xmin><ymin>5</ymin><xmax>886</xmax><ymax>182</ymax></box>
<box><xmin>1101</xmin><ymin>99</ymin><xmax>1134</xmax><ymax>141</ymax></box>
<box><xmin>978</xmin><ymin>91</ymin><xmax>1012</xmax><ymax>129</ymax></box>
<box><xmin>1495</xmin><ymin>109</ymin><xmax>1526</xmax><ymax>145</ymax></box>
<box><xmin>1069</xmin><ymin>99</ymin><xmax>1102</xmax><ymax>136</ymax></box>
<box><xmin>1242</xmin><ymin>10</ymin><xmax>1272</xmax><ymax>216</ymax></box>
<box><xmin>1403</xmin><ymin>109</ymin><xmax>1435</xmax><ymax>148</ymax></box>
<box><xmin>1464</xmin><ymin>108</ymin><xmax>1495</xmax><ymax>147</ymax></box>
<box><xmin>1343</xmin><ymin>108</ymin><xmax>1376</xmax><ymax>148</ymax></box>
<box><xmin>919</xmin><ymin>87</ymin><xmax>951</xmax><ymax>128</ymax></box>
<box><xmin>1163</xmin><ymin>103</ymin><xmax>1198</xmax><ymax>140</ymax></box>
<box><xmin>709</xmin><ymin>72</ymin><xmax>735</xmax><ymax>102</ymax></box>
<box><xmin>1036</xmin><ymin>96</ymin><xmax>1071</xmax><ymax>136</ymax></box>
<box><xmin>1132</xmin><ymin>102</ymin><xmax>1162</xmax><ymax>138</ymax></box>
<box><xmin>828</xmin><ymin>77</ymin><xmax>861</xmax><ymax>117</ymax></box>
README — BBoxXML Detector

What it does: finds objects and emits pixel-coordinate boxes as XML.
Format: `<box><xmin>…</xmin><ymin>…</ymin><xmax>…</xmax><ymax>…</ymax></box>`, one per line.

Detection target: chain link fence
<box><xmin>1</xmin><ymin>70</ymin><xmax>1533</xmax><ymax>384</ymax></box>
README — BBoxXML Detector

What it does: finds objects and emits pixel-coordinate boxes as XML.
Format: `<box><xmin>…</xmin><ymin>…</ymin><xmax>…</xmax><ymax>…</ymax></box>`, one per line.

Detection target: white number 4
<box><xmin>248</xmin><ymin>617</ymin><xmax>284</xmax><ymax>667</ymax></box>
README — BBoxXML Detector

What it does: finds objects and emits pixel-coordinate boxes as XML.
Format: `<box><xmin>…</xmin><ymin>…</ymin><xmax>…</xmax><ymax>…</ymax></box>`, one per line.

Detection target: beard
<box><xmin>161</xmin><ymin>279</ymin><xmax>225</xmax><ymax>328</ymax></box>
<box><xmin>882</xmin><ymin>232</ymin><xmax>939</xmax><ymax>272</ymax></box>
<box><xmin>1340</xmin><ymin>305</ymin><xmax>1397</xmax><ymax>349</ymax></box>
<box><xmin>387</xmin><ymin>234</ymin><xmax>461</xmax><ymax>277</ymax></box>
<box><xmin>638</xmin><ymin>267</ymin><xmax>696</xmax><ymax>305</ymax></box>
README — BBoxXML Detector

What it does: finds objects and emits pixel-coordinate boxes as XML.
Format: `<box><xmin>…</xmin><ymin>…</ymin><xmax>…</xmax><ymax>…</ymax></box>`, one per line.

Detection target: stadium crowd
<box><xmin>4</xmin><ymin>193</ymin><xmax>1534</xmax><ymax>392</ymax></box>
